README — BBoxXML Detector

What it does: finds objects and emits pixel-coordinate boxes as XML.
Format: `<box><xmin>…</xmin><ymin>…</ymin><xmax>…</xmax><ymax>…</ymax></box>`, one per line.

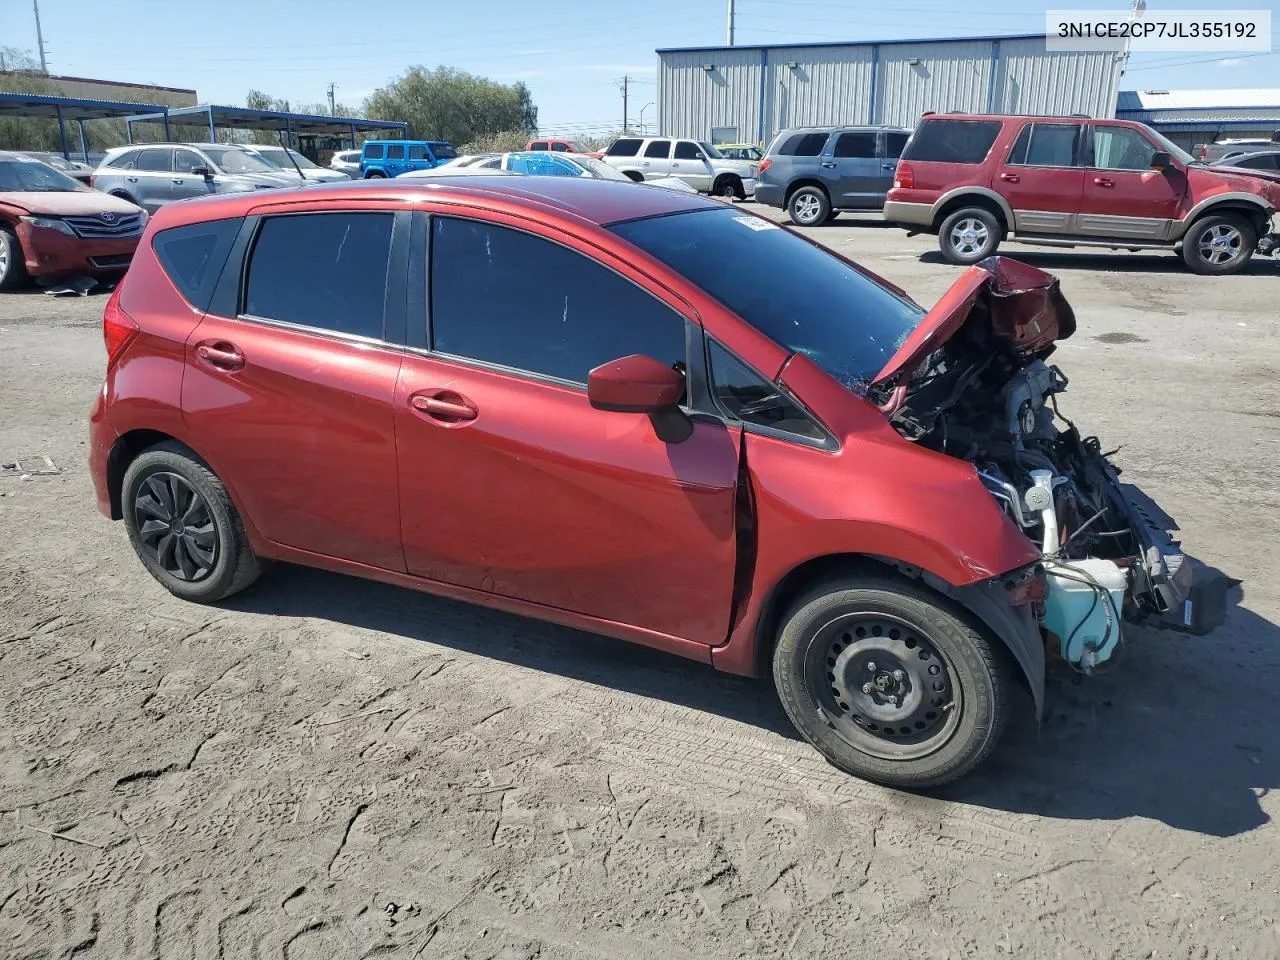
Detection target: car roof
<box><xmin>154</xmin><ymin>175</ymin><xmax>717</xmax><ymax>228</ymax></box>
<box><xmin>776</xmin><ymin>125</ymin><xmax>912</xmax><ymax>134</ymax></box>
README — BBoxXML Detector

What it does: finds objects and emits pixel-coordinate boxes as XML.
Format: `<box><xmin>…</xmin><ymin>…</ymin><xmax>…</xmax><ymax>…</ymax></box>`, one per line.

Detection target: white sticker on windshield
<box><xmin>731</xmin><ymin>215</ymin><xmax>778</xmax><ymax>231</ymax></box>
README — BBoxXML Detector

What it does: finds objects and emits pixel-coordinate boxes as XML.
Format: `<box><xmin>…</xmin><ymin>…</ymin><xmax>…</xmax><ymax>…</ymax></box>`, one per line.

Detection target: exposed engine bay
<box><xmin>869</xmin><ymin>258</ymin><xmax>1222</xmax><ymax>672</ymax></box>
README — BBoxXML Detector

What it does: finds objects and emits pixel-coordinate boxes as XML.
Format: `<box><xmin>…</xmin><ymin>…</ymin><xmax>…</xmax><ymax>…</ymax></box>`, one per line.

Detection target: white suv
<box><xmin>601</xmin><ymin>137</ymin><xmax>757</xmax><ymax>199</ymax></box>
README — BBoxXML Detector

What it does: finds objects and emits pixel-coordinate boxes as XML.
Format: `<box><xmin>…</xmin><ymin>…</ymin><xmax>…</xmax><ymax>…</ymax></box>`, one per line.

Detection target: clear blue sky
<box><xmin>4</xmin><ymin>0</ymin><xmax>1278</xmax><ymax>135</ymax></box>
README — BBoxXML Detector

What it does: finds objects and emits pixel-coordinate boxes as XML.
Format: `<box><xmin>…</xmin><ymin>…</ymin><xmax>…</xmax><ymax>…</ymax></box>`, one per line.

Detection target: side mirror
<box><xmin>588</xmin><ymin>354</ymin><xmax>692</xmax><ymax>443</ymax></box>
<box><xmin>1150</xmin><ymin>151</ymin><xmax>1172</xmax><ymax>172</ymax></box>
<box><xmin>191</xmin><ymin>166</ymin><xmax>212</xmax><ymax>179</ymax></box>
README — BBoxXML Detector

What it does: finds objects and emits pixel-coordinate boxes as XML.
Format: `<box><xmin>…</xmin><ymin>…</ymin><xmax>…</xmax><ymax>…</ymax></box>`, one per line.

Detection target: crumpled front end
<box><xmin>871</xmin><ymin>257</ymin><xmax>1225</xmax><ymax>673</ymax></box>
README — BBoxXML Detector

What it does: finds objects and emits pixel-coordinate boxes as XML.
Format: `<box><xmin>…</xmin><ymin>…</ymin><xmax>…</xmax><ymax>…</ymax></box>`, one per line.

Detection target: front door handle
<box><xmin>409</xmin><ymin>390</ymin><xmax>477</xmax><ymax>425</ymax></box>
<box><xmin>194</xmin><ymin>339</ymin><xmax>245</xmax><ymax>372</ymax></box>
<box><xmin>820</xmin><ymin>161</ymin><xmax>837</xmax><ymax>169</ymax></box>
<box><xmin>126</xmin><ymin>176</ymin><xmax>138</xmax><ymax>183</ymax></box>
<box><xmin>172</xmin><ymin>178</ymin><xmax>185</xmax><ymax>184</ymax></box>
<box><xmin>1094</xmin><ymin>176</ymin><xmax>1115</xmax><ymax>188</ymax></box>
<box><xmin>999</xmin><ymin>172</ymin><xmax>1020</xmax><ymax>182</ymax></box>
<box><xmin>882</xmin><ymin>162</ymin><xmax>896</xmax><ymax>170</ymax></box>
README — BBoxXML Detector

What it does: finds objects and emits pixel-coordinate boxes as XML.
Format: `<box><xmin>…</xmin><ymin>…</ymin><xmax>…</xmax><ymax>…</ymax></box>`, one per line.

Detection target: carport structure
<box><xmin>0</xmin><ymin>91</ymin><xmax>172</xmax><ymax>162</ymax></box>
<box><xmin>123</xmin><ymin>104</ymin><xmax>407</xmax><ymax>154</ymax></box>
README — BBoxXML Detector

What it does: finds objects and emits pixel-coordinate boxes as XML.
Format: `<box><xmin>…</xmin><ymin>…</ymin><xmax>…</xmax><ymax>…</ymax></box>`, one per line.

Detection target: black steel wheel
<box><xmin>773</xmin><ymin>574</ymin><xmax>1013</xmax><ymax>789</ymax></box>
<box><xmin>133</xmin><ymin>472</ymin><xmax>218</xmax><ymax>582</ymax></box>
<box><xmin>121</xmin><ymin>441</ymin><xmax>262</xmax><ymax>602</ymax></box>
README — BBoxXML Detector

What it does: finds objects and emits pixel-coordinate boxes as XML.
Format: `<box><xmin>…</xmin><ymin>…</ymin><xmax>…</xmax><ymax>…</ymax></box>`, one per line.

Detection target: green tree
<box><xmin>363</xmin><ymin>66</ymin><xmax>537</xmax><ymax>145</ymax></box>
<box><xmin>0</xmin><ymin>48</ymin><xmax>59</xmax><ymax>151</ymax></box>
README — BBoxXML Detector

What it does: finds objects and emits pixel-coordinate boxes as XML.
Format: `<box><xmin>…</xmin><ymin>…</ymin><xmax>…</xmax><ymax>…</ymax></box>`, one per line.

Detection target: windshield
<box><xmin>0</xmin><ymin>157</ymin><xmax>88</xmax><ymax>192</ymax></box>
<box><xmin>699</xmin><ymin>141</ymin><xmax>724</xmax><ymax>159</ymax></box>
<box><xmin>200</xmin><ymin>147</ymin><xmax>278</xmax><ymax>175</ymax></box>
<box><xmin>577</xmin><ymin>156</ymin><xmax>631</xmax><ymax>181</ymax></box>
<box><xmin>430</xmin><ymin>142</ymin><xmax>458</xmax><ymax>159</ymax></box>
<box><xmin>257</xmin><ymin>147</ymin><xmax>320</xmax><ymax>169</ymax></box>
<box><xmin>1143</xmin><ymin>125</ymin><xmax>1197</xmax><ymax>165</ymax></box>
<box><xmin>612</xmin><ymin>208</ymin><xmax>924</xmax><ymax>389</ymax></box>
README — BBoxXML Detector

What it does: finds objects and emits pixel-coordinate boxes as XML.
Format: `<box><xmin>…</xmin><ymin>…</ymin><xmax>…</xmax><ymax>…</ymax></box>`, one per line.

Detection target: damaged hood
<box><xmin>0</xmin><ymin>190</ymin><xmax>141</xmax><ymax>217</ymax></box>
<box><xmin>872</xmin><ymin>256</ymin><xmax>1076</xmax><ymax>385</ymax></box>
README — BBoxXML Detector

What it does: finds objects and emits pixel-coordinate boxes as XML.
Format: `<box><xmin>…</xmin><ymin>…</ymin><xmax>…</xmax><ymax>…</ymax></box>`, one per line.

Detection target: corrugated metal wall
<box><xmin>657</xmin><ymin>36</ymin><xmax>1123</xmax><ymax>145</ymax></box>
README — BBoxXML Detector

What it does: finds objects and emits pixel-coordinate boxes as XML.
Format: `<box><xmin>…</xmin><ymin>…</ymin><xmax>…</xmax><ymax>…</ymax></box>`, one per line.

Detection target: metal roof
<box><xmin>657</xmin><ymin>32</ymin><xmax>1044</xmax><ymax>55</ymax></box>
<box><xmin>0</xmin><ymin>91</ymin><xmax>171</xmax><ymax>121</ymax></box>
<box><xmin>1117</xmin><ymin>88</ymin><xmax>1280</xmax><ymax>111</ymax></box>
<box><xmin>125</xmin><ymin>103</ymin><xmax>407</xmax><ymax>136</ymax></box>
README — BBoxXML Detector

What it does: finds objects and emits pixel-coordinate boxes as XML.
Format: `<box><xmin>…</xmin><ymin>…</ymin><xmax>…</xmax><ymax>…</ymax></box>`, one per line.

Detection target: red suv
<box><xmin>89</xmin><ymin>178</ymin><xmax>1217</xmax><ymax>787</ymax></box>
<box><xmin>885</xmin><ymin>113</ymin><xmax>1280</xmax><ymax>275</ymax></box>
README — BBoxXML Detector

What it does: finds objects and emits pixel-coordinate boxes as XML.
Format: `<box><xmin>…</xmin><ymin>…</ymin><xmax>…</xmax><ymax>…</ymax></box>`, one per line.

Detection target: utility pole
<box><xmin>727</xmin><ymin>0</ymin><xmax>735</xmax><ymax>45</ymax></box>
<box><xmin>327</xmin><ymin>82</ymin><xmax>337</xmax><ymax>114</ymax></box>
<box><xmin>617</xmin><ymin>75</ymin><xmax>631</xmax><ymax>133</ymax></box>
<box><xmin>33</xmin><ymin>0</ymin><xmax>50</xmax><ymax>73</ymax></box>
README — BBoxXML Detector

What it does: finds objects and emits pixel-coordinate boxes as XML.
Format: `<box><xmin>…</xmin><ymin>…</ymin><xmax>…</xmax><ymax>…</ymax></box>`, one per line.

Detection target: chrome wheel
<box><xmin>793</xmin><ymin>193</ymin><xmax>822</xmax><ymax>224</ymax></box>
<box><xmin>1197</xmin><ymin>223</ymin><xmax>1243</xmax><ymax>265</ymax></box>
<box><xmin>807</xmin><ymin>612</ymin><xmax>961</xmax><ymax>760</ymax></box>
<box><xmin>133</xmin><ymin>472</ymin><xmax>218</xmax><ymax>582</ymax></box>
<box><xmin>949</xmin><ymin>218</ymin><xmax>989</xmax><ymax>257</ymax></box>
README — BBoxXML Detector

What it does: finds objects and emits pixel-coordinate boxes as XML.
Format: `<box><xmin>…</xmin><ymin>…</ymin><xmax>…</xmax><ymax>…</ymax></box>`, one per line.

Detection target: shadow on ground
<box><xmin>229</xmin><ymin>565</ymin><xmax>1278</xmax><ymax>838</ymax></box>
<box><xmin>919</xmin><ymin>248</ymin><xmax>1280</xmax><ymax>276</ymax></box>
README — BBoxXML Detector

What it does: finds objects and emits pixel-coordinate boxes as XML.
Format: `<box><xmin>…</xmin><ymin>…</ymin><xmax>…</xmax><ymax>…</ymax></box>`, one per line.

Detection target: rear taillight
<box><xmin>102</xmin><ymin>286</ymin><xmax>139</xmax><ymax>369</ymax></box>
<box><xmin>758</xmin><ymin>158</ymin><xmax>772</xmax><ymax>174</ymax></box>
<box><xmin>893</xmin><ymin>161</ymin><xmax>914</xmax><ymax>190</ymax></box>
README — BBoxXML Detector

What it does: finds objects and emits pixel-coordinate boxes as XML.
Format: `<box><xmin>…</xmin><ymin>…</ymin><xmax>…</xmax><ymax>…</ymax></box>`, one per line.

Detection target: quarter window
<box><xmin>833</xmin><ymin>132</ymin><xmax>876</xmax><ymax>158</ymax></box>
<box><xmin>108</xmin><ymin>149</ymin><xmax>140</xmax><ymax>169</ymax></box>
<box><xmin>1007</xmin><ymin>123</ymin><xmax>1082</xmax><ymax>167</ymax></box>
<box><xmin>364</xmin><ymin>144</ymin><xmax>385</xmax><ymax>160</ymax></box>
<box><xmin>152</xmin><ymin>218</ymin><xmax>241</xmax><ymax>311</ymax></box>
<box><xmin>1090</xmin><ymin>125</ymin><xmax>1158</xmax><ymax>170</ymax></box>
<box><xmin>430</xmin><ymin>217</ymin><xmax>687</xmax><ymax>385</ymax></box>
<box><xmin>606</xmin><ymin>138</ymin><xmax>642</xmax><ymax>157</ymax></box>
<box><xmin>244</xmin><ymin>213</ymin><xmax>393</xmax><ymax>340</ymax></box>
<box><xmin>707</xmin><ymin>340</ymin><xmax>827</xmax><ymax>444</ymax></box>
<box><xmin>903</xmin><ymin>119</ymin><xmax>1002</xmax><ymax>164</ymax></box>
<box><xmin>529</xmin><ymin>142</ymin><xmax>548</xmax><ymax>150</ymax></box>
<box><xmin>644</xmin><ymin>140</ymin><xmax>672</xmax><ymax>159</ymax></box>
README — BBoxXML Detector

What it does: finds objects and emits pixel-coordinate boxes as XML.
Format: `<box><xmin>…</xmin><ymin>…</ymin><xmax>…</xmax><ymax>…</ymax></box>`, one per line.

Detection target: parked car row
<box><xmin>600</xmin><ymin>137</ymin><xmax>759</xmax><ymax>199</ymax></box>
<box><xmin>741</xmin><ymin>115</ymin><xmax>1280</xmax><ymax>275</ymax></box>
<box><xmin>403</xmin><ymin>150</ymin><xmax>699</xmax><ymax>194</ymax></box>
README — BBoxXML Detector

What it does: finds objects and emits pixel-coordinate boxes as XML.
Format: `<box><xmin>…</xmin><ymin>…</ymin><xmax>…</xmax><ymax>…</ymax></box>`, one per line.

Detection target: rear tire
<box><xmin>787</xmin><ymin>186</ymin><xmax>830</xmax><ymax>226</ymax></box>
<box><xmin>0</xmin><ymin>225</ymin><xmax>28</xmax><ymax>291</ymax></box>
<box><xmin>772</xmin><ymin>574</ymin><xmax>1013</xmax><ymax>789</ymax></box>
<box><xmin>1180</xmin><ymin>213</ymin><xmax>1256</xmax><ymax>275</ymax></box>
<box><xmin>122</xmin><ymin>442</ymin><xmax>262</xmax><ymax>603</ymax></box>
<box><xmin>938</xmin><ymin>207</ymin><xmax>1002</xmax><ymax>264</ymax></box>
<box><xmin>364</xmin><ymin>170</ymin><xmax>387</xmax><ymax>179</ymax></box>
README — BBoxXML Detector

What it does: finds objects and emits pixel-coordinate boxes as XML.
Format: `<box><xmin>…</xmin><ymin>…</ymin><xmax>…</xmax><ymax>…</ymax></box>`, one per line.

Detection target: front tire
<box><xmin>0</xmin><ymin>226</ymin><xmax>28</xmax><ymax>291</ymax></box>
<box><xmin>122</xmin><ymin>442</ymin><xmax>262</xmax><ymax>603</ymax></box>
<box><xmin>938</xmin><ymin>207</ymin><xmax>1001</xmax><ymax>264</ymax></box>
<box><xmin>787</xmin><ymin>186</ymin><xmax>830</xmax><ymax>226</ymax></box>
<box><xmin>714</xmin><ymin>175</ymin><xmax>743</xmax><ymax>200</ymax></box>
<box><xmin>772</xmin><ymin>575</ymin><xmax>1013</xmax><ymax>789</ymax></box>
<box><xmin>1181</xmin><ymin>213</ymin><xmax>1256</xmax><ymax>275</ymax></box>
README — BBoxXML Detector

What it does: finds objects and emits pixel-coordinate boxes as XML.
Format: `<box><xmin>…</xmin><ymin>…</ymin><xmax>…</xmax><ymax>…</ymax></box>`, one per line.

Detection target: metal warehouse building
<box><xmin>1116</xmin><ymin>88</ymin><xmax>1280</xmax><ymax>151</ymax></box>
<box><xmin>657</xmin><ymin>33</ymin><xmax>1124</xmax><ymax>146</ymax></box>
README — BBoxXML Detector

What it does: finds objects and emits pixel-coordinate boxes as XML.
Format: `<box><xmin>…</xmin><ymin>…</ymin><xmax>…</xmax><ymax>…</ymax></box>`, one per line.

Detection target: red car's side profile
<box><xmin>90</xmin><ymin>177</ymin><xmax>1212</xmax><ymax>787</ymax></box>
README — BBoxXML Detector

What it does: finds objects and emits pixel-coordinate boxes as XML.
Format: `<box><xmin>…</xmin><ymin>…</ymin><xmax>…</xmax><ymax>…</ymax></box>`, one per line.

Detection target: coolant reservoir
<box><xmin>1043</xmin><ymin>558</ymin><xmax>1128</xmax><ymax>673</ymax></box>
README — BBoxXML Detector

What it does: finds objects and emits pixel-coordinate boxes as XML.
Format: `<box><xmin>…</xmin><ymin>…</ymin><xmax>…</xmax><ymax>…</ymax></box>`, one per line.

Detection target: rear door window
<box><xmin>387</xmin><ymin>145</ymin><xmax>406</xmax><ymax>160</ymax></box>
<box><xmin>884</xmin><ymin>132</ymin><xmax>909</xmax><ymax>159</ymax></box>
<box><xmin>244</xmin><ymin>212</ymin><xmax>394</xmax><ymax>340</ymax></box>
<box><xmin>1007</xmin><ymin>123</ymin><xmax>1083</xmax><ymax>167</ymax></box>
<box><xmin>134</xmin><ymin>148</ymin><xmax>173</xmax><ymax>172</ymax></box>
<box><xmin>606</xmin><ymin>138</ymin><xmax>643</xmax><ymax>157</ymax></box>
<box><xmin>152</xmin><ymin>218</ymin><xmax>241</xmax><ymax>311</ymax></box>
<box><xmin>778</xmin><ymin>132</ymin><xmax>830</xmax><ymax>156</ymax></box>
<box><xmin>903</xmin><ymin>119</ymin><xmax>1002</xmax><ymax>163</ymax></box>
<box><xmin>644</xmin><ymin>140</ymin><xmax>672</xmax><ymax>159</ymax></box>
<box><xmin>429</xmin><ymin>217</ymin><xmax>687</xmax><ymax>385</ymax></box>
<box><xmin>833</xmin><ymin>132</ymin><xmax>876</xmax><ymax>158</ymax></box>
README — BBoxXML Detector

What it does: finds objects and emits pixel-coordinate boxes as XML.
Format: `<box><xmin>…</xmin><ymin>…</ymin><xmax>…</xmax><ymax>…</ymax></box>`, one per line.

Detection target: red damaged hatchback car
<box><xmin>89</xmin><ymin>177</ymin><xmax>1218</xmax><ymax>787</ymax></box>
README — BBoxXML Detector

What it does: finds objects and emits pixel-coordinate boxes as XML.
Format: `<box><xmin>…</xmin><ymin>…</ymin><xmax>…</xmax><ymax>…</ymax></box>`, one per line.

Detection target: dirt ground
<box><xmin>2</xmin><ymin>211</ymin><xmax>1279</xmax><ymax>960</ymax></box>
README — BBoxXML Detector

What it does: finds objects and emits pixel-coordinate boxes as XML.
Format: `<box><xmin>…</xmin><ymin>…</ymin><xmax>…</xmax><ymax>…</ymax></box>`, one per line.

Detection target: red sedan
<box><xmin>89</xmin><ymin>177</ymin><xmax>1211</xmax><ymax>787</ymax></box>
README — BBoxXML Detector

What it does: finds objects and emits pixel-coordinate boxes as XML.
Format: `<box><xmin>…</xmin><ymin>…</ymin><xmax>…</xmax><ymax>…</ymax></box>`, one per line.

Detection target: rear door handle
<box><xmin>999</xmin><ymin>172</ymin><xmax>1020</xmax><ymax>182</ymax></box>
<box><xmin>882</xmin><ymin>162</ymin><xmax>896</xmax><ymax>170</ymax></box>
<box><xmin>172</xmin><ymin>178</ymin><xmax>185</xmax><ymax>184</ymax></box>
<box><xmin>194</xmin><ymin>339</ymin><xmax>245</xmax><ymax>372</ymax></box>
<box><xmin>1094</xmin><ymin>177</ymin><xmax>1115</xmax><ymax>188</ymax></box>
<box><xmin>820</xmin><ymin>161</ymin><xmax>837</xmax><ymax>169</ymax></box>
<box><xmin>409</xmin><ymin>390</ymin><xmax>477</xmax><ymax>425</ymax></box>
<box><xmin>126</xmin><ymin>176</ymin><xmax>138</xmax><ymax>183</ymax></box>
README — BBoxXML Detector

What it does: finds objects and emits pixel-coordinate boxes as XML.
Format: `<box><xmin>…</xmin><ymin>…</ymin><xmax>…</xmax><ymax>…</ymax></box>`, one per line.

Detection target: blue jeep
<box><xmin>361</xmin><ymin>140</ymin><xmax>457</xmax><ymax>178</ymax></box>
